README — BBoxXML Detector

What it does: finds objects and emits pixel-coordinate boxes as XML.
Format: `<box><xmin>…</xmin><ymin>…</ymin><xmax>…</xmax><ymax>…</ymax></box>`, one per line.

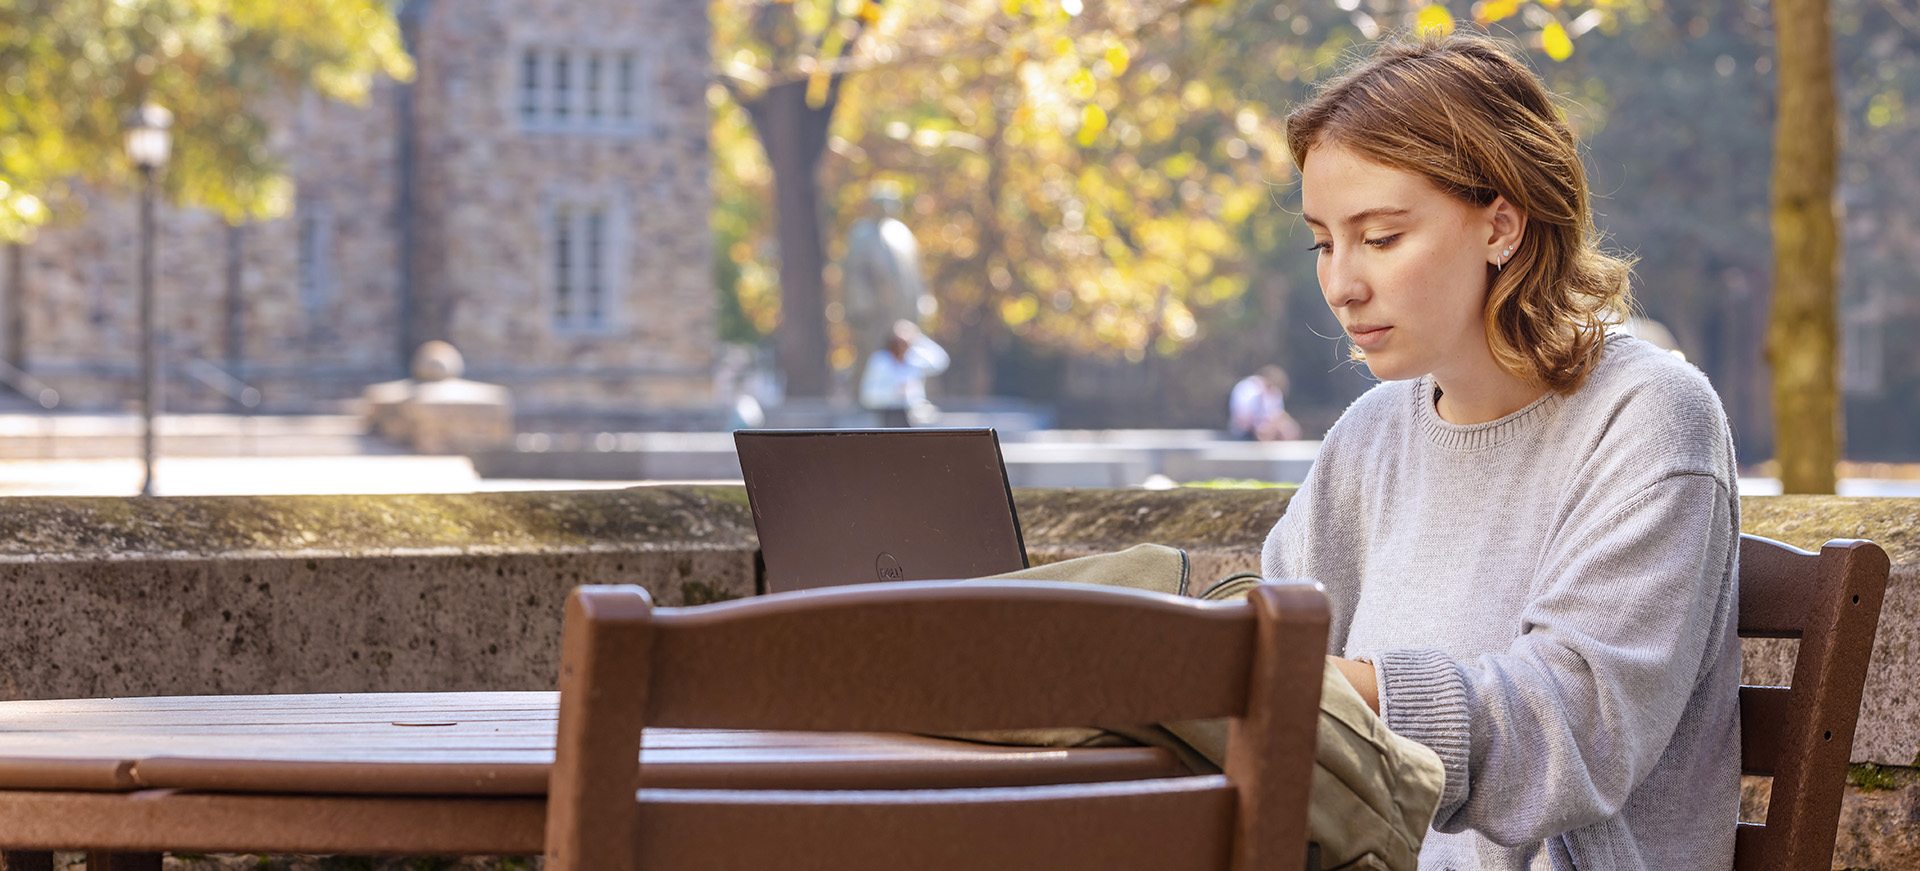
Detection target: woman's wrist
<box><xmin>1328</xmin><ymin>655</ymin><xmax>1381</xmax><ymax>715</ymax></box>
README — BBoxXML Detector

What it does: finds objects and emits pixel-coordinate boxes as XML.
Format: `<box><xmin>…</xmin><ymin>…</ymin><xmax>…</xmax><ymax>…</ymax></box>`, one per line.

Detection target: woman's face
<box><xmin>1301</xmin><ymin>143</ymin><xmax>1509</xmax><ymax>385</ymax></box>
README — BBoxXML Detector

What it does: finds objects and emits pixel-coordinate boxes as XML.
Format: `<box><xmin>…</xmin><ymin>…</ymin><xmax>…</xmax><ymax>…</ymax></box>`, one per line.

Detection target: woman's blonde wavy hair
<box><xmin>1285</xmin><ymin>30</ymin><xmax>1632</xmax><ymax>394</ymax></box>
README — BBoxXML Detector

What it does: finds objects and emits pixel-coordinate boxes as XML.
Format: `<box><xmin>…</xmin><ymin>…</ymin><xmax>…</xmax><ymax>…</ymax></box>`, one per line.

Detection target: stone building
<box><xmin>0</xmin><ymin>0</ymin><xmax>714</xmax><ymax>414</ymax></box>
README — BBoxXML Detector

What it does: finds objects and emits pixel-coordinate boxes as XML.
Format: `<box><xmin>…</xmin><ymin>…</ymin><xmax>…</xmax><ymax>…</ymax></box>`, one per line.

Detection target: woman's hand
<box><xmin>1328</xmin><ymin>655</ymin><xmax>1381</xmax><ymax>715</ymax></box>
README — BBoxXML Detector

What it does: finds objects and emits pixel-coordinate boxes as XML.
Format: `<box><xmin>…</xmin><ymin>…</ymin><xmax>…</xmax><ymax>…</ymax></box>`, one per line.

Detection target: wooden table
<box><xmin>0</xmin><ymin>692</ymin><xmax>1186</xmax><ymax>858</ymax></box>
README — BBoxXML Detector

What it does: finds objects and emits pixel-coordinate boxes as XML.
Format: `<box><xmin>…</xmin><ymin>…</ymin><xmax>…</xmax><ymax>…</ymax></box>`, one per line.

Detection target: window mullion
<box><xmin>554</xmin><ymin>206</ymin><xmax>572</xmax><ymax>326</ymax></box>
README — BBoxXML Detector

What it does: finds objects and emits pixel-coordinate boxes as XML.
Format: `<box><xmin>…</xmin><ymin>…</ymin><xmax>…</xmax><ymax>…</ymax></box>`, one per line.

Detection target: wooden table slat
<box><xmin>0</xmin><ymin>692</ymin><xmax>556</xmax><ymax>714</ymax></box>
<box><xmin>0</xmin><ymin>733</ymin><xmax>1136</xmax><ymax>762</ymax></box>
<box><xmin>0</xmin><ymin>790</ymin><xmax>548</xmax><ymax>855</ymax></box>
<box><xmin>0</xmin><ymin>694</ymin><xmax>1189</xmax><ymax>798</ymax></box>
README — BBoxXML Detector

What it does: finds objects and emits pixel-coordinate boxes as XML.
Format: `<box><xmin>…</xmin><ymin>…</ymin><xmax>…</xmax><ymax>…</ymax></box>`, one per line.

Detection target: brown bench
<box><xmin>1736</xmin><ymin>535</ymin><xmax>1889</xmax><ymax>871</ymax></box>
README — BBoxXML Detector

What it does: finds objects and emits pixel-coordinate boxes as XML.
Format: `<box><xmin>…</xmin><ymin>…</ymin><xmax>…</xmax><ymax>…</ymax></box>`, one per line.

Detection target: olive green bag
<box><xmin>954</xmin><ymin>544</ymin><xmax>1444</xmax><ymax>871</ymax></box>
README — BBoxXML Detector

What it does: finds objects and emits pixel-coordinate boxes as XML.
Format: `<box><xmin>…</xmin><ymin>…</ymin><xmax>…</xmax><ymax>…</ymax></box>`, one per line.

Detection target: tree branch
<box><xmin>1874</xmin><ymin>0</ymin><xmax>1920</xmax><ymax>33</ymax></box>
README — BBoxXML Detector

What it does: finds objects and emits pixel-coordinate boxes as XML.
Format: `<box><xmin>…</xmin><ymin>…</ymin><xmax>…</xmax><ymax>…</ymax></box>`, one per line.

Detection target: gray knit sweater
<box><xmin>1262</xmin><ymin>335</ymin><xmax>1741</xmax><ymax>871</ymax></box>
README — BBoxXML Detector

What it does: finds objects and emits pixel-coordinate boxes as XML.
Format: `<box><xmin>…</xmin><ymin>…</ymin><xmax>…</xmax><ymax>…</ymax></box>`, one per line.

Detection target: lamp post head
<box><xmin>124</xmin><ymin>103</ymin><xmax>174</xmax><ymax>171</ymax></box>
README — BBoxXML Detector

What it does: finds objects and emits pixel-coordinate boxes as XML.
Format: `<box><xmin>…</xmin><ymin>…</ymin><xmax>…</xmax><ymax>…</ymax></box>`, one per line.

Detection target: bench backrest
<box><xmin>545</xmin><ymin>579</ymin><xmax>1330</xmax><ymax>871</ymax></box>
<box><xmin>1735</xmin><ymin>534</ymin><xmax>1889</xmax><ymax>871</ymax></box>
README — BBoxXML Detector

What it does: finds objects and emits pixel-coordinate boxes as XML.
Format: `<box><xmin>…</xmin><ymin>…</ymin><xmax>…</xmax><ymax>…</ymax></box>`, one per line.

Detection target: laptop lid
<box><xmin>735</xmin><ymin>428</ymin><xmax>1029</xmax><ymax>593</ymax></box>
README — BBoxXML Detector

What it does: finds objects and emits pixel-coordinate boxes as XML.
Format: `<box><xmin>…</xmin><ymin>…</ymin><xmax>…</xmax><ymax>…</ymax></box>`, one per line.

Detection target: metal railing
<box><xmin>0</xmin><ymin>359</ymin><xmax>59</xmax><ymax>409</ymax></box>
<box><xmin>184</xmin><ymin>358</ymin><xmax>261</xmax><ymax>410</ymax></box>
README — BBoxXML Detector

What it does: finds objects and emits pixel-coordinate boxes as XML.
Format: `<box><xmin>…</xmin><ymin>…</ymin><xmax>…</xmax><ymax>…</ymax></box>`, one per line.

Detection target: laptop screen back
<box><xmin>735</xmin><ymin>428</ymin><xmax>1029</xmax><ymax>593</ymax></box>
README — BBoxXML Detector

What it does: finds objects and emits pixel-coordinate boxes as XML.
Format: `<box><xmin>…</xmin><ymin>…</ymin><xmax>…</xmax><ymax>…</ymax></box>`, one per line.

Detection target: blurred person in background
<box><xmin>859</xmin><ymin>320</ymin><xmax>949</xmax><ymax>427</ymax></box>
<box><xmin>1229</xmin><ymin>365</ymin><xmax>1303</xmax><ymax>440</ymax></box>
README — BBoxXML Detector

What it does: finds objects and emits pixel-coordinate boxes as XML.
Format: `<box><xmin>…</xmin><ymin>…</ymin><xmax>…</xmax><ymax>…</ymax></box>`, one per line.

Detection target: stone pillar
<box><xmin>363</xmin><ymin>340</ymin><xmax>514</xmax><ymax>454</ymax></box>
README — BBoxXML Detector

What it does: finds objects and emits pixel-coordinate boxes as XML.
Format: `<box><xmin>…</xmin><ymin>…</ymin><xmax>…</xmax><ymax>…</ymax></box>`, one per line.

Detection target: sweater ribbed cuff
<box><xmin>1373</xmin><ymin>647</ymin><xmax>1473</xmax><ymax>816</ymax></box>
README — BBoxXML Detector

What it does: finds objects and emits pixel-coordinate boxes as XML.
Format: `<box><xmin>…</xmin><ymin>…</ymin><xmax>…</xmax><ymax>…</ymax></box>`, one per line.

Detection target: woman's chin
<box><xmin>1362</xmin><ymin>358</ymin><xmax>1422</xmax><ymax>383</ymax></box>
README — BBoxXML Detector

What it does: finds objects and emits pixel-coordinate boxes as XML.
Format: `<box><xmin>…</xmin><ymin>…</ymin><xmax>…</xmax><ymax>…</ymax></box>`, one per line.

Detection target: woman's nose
<box><xmin>1321</xmin><ymin>255</ymin><xmax>1369</xmax><ymax>309</ymax></box>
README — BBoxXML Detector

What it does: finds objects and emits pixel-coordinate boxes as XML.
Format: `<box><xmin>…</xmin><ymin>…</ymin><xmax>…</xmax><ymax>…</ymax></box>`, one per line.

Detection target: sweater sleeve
<box><xmin>1260</xmin><ymin>485</ymin><xmax>1307</xmax><ymax>581</ymax></box>
<box><xmin>1372</xmin><ymin>471</ymin><xmax>1736</xmax><ymax>846</ymax></box>
<box><xmin>1262</xmin><ymin>414</ymin><xmax>1373</xmax><ymax>658</ymax></box>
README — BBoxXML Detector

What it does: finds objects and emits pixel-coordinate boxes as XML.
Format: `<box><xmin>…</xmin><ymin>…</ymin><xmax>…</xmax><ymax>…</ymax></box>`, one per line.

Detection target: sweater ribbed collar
<box><xmin>1411</xmin><ymin>374</ymin><xmax>1559</xmax><ymax>452</ymax></box>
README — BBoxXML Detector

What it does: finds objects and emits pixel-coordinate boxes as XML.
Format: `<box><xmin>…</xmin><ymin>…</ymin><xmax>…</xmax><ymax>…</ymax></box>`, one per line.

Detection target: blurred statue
<box><xmin>842</xmin><ymin>183</ymin><xmax>933</xmax><ymax>379</ymax></box>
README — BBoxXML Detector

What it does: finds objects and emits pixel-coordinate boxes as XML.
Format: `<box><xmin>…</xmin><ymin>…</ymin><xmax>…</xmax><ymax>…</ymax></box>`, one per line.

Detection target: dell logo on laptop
<box><xmin>876</xmin><ymin>553</ymin><xmax>904</xmax><ymax>581</ymax></box>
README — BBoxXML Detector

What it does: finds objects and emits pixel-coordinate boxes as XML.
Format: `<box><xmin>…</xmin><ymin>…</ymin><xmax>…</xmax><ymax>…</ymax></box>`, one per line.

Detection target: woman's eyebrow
<box><xmin>1302</xmin><ymin>206</ymin><xmax>1414</xmax><ymax>228</ymax></box>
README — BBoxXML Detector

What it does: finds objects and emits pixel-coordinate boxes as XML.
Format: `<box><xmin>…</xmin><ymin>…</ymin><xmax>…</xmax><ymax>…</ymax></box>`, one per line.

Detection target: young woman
<box><xmin>1265</xmin><ymin>32</ymin><xmax>1741</xmax><ymax>870</ymax></box>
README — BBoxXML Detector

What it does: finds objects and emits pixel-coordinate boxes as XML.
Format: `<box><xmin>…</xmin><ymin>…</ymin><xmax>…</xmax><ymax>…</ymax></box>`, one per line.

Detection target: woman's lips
<box><xmin>1348</xmin><ymin>325</ymin><xmax>1391</xmax><ymax>349</ymax></box>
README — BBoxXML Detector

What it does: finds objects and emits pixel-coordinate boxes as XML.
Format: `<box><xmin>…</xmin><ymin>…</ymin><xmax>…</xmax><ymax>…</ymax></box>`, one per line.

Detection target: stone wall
<box><xmin>0</xmin><ymin>488</ymin><xmax>757</xmax><ymax>699</ymax></box>
<box><xmin>0</xmin><ymin>0</ymin><xmax>715</xmax><ymax>414</ymax></box>
<box><xmin>0</xmin><ymin>488</ymin><xmax>1914</xmax><ymax>867</ymax></box>
<box><xmin>8</xmin><ymin>88</ymin><xmax>407</xmax><ymax>412</ymax></box>
<box><xmin>410</xmin><ymin>0</ymin><xmax>714</xmax><ymax>412</ymax></box>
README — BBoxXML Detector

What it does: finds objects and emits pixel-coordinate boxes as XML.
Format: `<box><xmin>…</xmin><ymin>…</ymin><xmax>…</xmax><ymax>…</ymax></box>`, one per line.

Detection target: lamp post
<box><xmin>125</xmin><ymin>103</ymin><xmax>172</xmax><ymax>497</ymax></box>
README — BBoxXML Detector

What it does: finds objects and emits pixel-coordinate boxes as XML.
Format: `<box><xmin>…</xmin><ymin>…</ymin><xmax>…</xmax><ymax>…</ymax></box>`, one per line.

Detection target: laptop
<box><xmin>734</xmin><ymin>428</ymin><xmax>1029</xmax><ymax>593</ymax></box>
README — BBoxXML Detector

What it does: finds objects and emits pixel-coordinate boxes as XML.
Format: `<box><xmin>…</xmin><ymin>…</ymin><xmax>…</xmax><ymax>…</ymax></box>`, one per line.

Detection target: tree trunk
<box><xmin>224</xmin><ymin>223</ymin><xmax>246</xmax><ymax>371</ymax></box>
<box><xmin>951</xmin><ymin>101</ymin><xmax>1016</xmax><ymax>397</ymax></box>
<box><xmin>745</xmin><ymin>80</ymin><xmax>836</xmax><ymax>398</ymax></box>
<box><xmin>3</xmin><ymin>242</ymin><xmax>23</xmax><ymax>371</ymax></box>
<box><xmin>1766</xmin><ymin>0</ymin><xmax>1842</xmax><ymax>494</ymax></box>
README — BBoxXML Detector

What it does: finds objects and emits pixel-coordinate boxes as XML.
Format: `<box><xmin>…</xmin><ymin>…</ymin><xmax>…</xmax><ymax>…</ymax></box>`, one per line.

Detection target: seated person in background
<box><xmin>859</xmin><ymin>320</ymin><xmax>950</xmax><ymax>428</ymax></box>
<box><xmin>1229</xmin><ymin>365</ymin><xmax>1303</xmax><ymax>440</ymax></box>
<box><xmin>1265</xmin><ymin>30</ymin><xmax>1741</xmax><ymax>870</ymax></box>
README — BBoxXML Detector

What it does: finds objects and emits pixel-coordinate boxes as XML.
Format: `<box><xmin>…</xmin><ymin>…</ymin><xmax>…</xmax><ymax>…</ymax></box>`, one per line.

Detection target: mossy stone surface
<box><xmin>1740</xmin><ymin>495</ymin><xmax>1920</xmax><ymax>565</ymax></box>
<box><xmin>1014</xmin><ymin>486</ymin><xmax>1293</xmax><ymax>551</ymax></box>
<box><xmin>0</xmin><ymin>487</ymin><xmax>756</xmax><ymax>560</ymax></box>
<box><xmin>0</xmin><ymin>487</ymin><xmax>759</xmax><ymax>702</ymax></box>
<box><xmin>4</xmin><ymin>486</ymin><xmax>1916</xmax><ymax>763</ymax></box>
<box><xmin>1013</xmin><ymin>487</ymin><xmax>1295</xmax><ymax>582</ymax></box>
<box><xmin>1847</xmin><ymin>761</ymin><xmax>1916</xmax><ymax>792</ymax></box>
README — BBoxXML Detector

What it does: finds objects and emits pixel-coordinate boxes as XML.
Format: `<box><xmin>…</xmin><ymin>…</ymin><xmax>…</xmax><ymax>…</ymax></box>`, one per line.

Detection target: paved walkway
<box><xmin>1735</xmin><ymin>477</ymin><xmax>1920</xmax><ymax>497</ymax></box>
<box><xmin>0</xmin><ymin>456</ymin><xmax>656</xmax><ymax>497</ymax></box>
<box><xmin>1</xmin><ymin>454</ymin><xmax>1916</xmax><ymax>498</ymax></box>
<box><xmin>1</xmin><ymin>413</ymin><xmax>1914</xmax><ymax>497</ymax></box>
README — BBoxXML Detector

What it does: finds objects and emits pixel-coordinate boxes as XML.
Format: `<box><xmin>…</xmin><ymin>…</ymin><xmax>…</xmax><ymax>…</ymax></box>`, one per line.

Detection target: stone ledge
<box><xmin>1739</xmin><ymin>495</ymin><xmax>1920</xmax><ymax>566</ymax></box>
<box><xmin>0</xmin><ymin>487</ymin><xmax>1913</xmax><ymax>870</ymax></box>
<box><xmin>1015</xmin><ymin>487</ymin><xmax>1292</xmax><ymax>583</ymax></box>
<box><xmin>2</xmin><ymin>488</ymin><xmax>1912</xmax><ymax>761</ymax></box>
<box><xmin>0</xmin><ymin>487</ymin><xmax>756</xmax><ymax>561</ymax></box>
<box><xmin>0</xmin><ymin>487</ymin><xmax>759</xmax><ymax>701</ymax></box>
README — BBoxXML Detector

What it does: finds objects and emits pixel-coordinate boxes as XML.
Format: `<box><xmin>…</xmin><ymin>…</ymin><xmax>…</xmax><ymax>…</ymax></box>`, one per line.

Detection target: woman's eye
<box><xmin>1364</xmin><ymin>234</ymin><xmax>1402</xmax><ymax>248</ymax></box>
<box><xmin>1309</xmin><ymin>241</ymin><xmax>1332</xmax><ymax>254</ymax></box>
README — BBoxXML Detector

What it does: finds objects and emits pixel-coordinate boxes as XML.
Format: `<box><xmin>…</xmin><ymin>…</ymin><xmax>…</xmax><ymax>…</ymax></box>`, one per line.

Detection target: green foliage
<box><xmin>709</xmin><ymin>0</ymin><xmax>1642</xmax><ymax>378</ymax></box>
<box><xmin>711</xmin><ymin>84</ymin><xmax>779</xmax><ymax>341</ymax></box>
<box><xmin>1180</xmin><ymin>478</ymin><xmax>1298</xmax><ymax>488</ymax></box>
<box><xmin>0</xmin><ymin>0</ymin><xmax>414</xmax><ymax>239</ymax></box>
<box><xmin>824</xmin><ymin>0</ymin><xmax>1268</xmax><ymax>360</ymax></box>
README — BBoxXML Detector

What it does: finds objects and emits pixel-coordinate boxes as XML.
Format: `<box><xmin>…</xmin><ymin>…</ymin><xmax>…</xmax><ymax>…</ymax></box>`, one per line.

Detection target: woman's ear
<box><xmin>1487</xmin><ymin>195</ymin><xmax>1527</xmax><ymax>268</ymax></box>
